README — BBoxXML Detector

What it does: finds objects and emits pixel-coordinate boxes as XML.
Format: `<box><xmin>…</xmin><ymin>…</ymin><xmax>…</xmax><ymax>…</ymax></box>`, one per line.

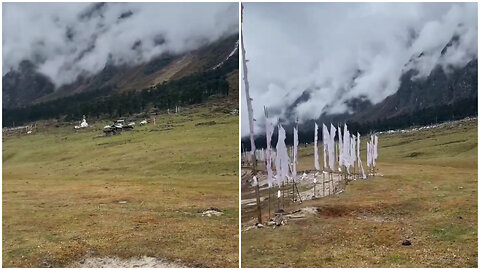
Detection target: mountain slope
<box><xmin>2</xmin><ymin>34</ymin><xmax>239</xmax><ymax>109</ymax></box>
<box><xmin>3</xmin><ymin>34</ymin><xmax>239</xmax><ymax>127</ymax></box>
<box><xmin>2</xmin><ymin>61</ymin><xmax>55</xmax><ymax>109</ymax></box>
<box><xmin>353</xmin><ymin>59</ymin><xmax>478</xmax><ymax>123</ymax></box>
<box><xmin>242</xmin><ymin>58</ymin><xmax>477</xmax><ymax>149</ymax></box>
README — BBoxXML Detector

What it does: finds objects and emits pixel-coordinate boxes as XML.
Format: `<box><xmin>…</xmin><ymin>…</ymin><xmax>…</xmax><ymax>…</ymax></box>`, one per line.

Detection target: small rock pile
<box><xmin>266</xmin><ymin>209</ymin><xmax>287</xmax><ymax>227</ymax></box>
<box><xmin>201</xmin><ymin>207</ymin><xmax>223</xmax><ymax>217</ymax></box>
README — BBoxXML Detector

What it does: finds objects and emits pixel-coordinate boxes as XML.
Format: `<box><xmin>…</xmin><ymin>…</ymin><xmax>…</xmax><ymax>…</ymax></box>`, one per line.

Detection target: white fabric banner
<box><xmin>357</xmin><ymin>132</ymin><xmax>366</xmax><ymax>179</ymax></box>
<box><xmin>329</xmin><ymin>124</ymin><xmax>337</xmax><ymax>171</ymax></box>
<box><xmin>265</xmin><ymin>119</ymin><xmax>274</xmax><ymax>187</ymax></box>
<box><xmin>342</xmin><ymin>124</ymin><xmax>350</xmax><ymax>172</ymax></box>
<box><xmin>275</xmin><ymin>125</ymin><xmax>290</xmax><ymax>185</ymax></box>
<box><xmin>366</xmin><ymin>141</ymin><xmax>371</xmax><ymax>168</ymax></box>
<box><xmin>314</xmin><ymin>123</ymin><xmax>320</xmax><ymax>171</ymax></box>
<box><xmin>322</xmin><ymin>124</ymin><xmax>329</xmax><ymax>171</ymax></box>
<box><xmin>293</xmin><ymin>126</ymin><xmax>298</xmax><ymax>179</ymax></box>
<box><xmin>338</xmin><ymin>125</ymin><xmax>343</xmax><ymax>168</ymax></box>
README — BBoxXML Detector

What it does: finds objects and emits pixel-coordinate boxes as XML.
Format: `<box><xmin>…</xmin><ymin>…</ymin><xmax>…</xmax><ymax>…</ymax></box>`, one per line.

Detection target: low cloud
<box><xmin>3</xmin><ymin>2</ymin><xmax>238</xmax><ymax>86</ymax></box>
<box><xmin>241</xmin><ymin>2</ymin><xmax>477</xmax><ymax>136</ymax></box>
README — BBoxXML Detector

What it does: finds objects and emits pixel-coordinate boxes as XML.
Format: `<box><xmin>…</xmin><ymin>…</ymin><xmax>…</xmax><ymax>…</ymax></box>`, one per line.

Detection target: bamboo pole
<box><xmin>292</xmin><ymin>180</ymin><xmax>295</xmax><ymax>202</ymax></box>
<box><xmin>241</xmin><ymin>5</ymin><xmax>262</xmax><ymax>224</ymax></box>
<box><xmin>268</xmin><ymin>187</ymin><xmax>271</xmax><ymax>220</ymax></box>
<box><xmin>295</xmin><ymin>181</ymin><xmax>303</xmax><ymax>203</ymax></box>
<box><xmin>277</xmin><ymin>187</ymin><xmax>280</xmax><ymax>210</ymax></box>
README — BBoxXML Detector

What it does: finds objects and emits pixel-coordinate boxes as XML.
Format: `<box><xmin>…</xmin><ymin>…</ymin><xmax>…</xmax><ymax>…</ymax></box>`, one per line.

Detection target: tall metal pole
<box><xmin>241</xmin><ymin>5</ymin><xmax>262</xmax><ymax>224</ymax></box>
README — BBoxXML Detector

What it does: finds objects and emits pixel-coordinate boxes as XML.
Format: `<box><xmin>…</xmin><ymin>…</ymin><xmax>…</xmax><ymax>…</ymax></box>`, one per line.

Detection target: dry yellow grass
<box><xmin>3</xmin><ymin>104</ymin><xmax>238</xmax><ymax>267</ymax></box>
<box><xmin>242</xmin><ymin>119</ymin><xmax>477</xmax><ymax>267</ymax></box>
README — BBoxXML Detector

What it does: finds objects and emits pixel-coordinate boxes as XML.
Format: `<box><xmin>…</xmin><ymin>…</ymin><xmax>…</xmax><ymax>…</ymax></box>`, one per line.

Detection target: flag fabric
<box><xmin>351</xmin><ymin>135</ymin><xmax>358</xmax><ymax>164</ymax></box>
<box><xmin>293</xmin><ymin>126</ymin><xmax>298</xmax><ymax>179</ymax></box>
<box><xmin>372</xmin><ymin>138</ymin><xmax>375</xmax><ymax>167</ymax></box>
<box><xmin>342</xmin><ymin>124</ymin><xmax>350</xmax><ymax>172</ymax></box>
<box><xmin>255</xmin><ymin>149</ymin><xmax>265</xmax><ymax>161</ymax></box>
<box><xmin>366</xmin><ymin>141</ymin><xmax>371</xmax><ymax>168</ymax></box>
<box><xmin>322</xmin><ymin>124</ymin><xmax>329</xmax><ymax>171</ymax></box>
<box><xmin>357</xmin><ymin>132</ymin><xmax>366</xmax><ymax>179</ymax></box>
<box><xmin>356</xmin><ymin>133</ymin><xmax>360</xmax><ymax>160</ymax></box>
<box><xmin>366</xmin><ymin>135</ymin><xmax>377</xmax><ymax>170</ymax></box>
<box><xmin>350</xmin><ymin>134</ymin><xmax>356</xmax><ymax>169</ymax></box>
<box><xmin>314</xmin><ymin>123</ymin><xmax>320</xmax><ymax>171</ymax></box>
<box><xmin>329</xmin><ymin>124</ymin><xmax>337</xmax><ymax>171</ymax></box>
<box><xmin>275</xmin><ymin>125</ymin><xmax>290</xmax><ymax>185</ymax></box>
<box><xmin>265</xmin><ymin>119</ymin><xmax>274</xmax><ymax>187</ymax></box>
<box><xmin>338</xmin><ymin>125</ymin><xmax>343</xmax><ymax>168</ymax></box>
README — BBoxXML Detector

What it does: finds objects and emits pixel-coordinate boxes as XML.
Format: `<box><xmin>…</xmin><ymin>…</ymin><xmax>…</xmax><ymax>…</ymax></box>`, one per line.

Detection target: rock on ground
<box><xmin>201</xmin><ymin>207</ymin><xmax>223</xmax><ymax>217</ymax></box>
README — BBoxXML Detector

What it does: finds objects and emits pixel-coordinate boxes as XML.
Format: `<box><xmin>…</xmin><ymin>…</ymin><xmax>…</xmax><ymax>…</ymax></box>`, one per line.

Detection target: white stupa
<box><xmin>80</xmin><ymin>115</ymin><xmax>88</xmax><ymax>128</ymax></box>
<box><xmin>75</xmin><ymin>115</ymin><xmax>89</xmax><ymax>129</ymax></box>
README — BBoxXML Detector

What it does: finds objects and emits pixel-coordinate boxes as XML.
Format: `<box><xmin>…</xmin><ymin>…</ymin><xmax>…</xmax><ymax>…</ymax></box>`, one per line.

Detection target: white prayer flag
<box><xmin>343</xmin><ymin>124</ymin><xmax>350</xmax><ymax>171</ymax></box>
<box><xmin>265</xmin><ymin>119</ymin><xmax>274</xmax><ymax>187</ymax></box>
<box><xmin>314</xmin><ymin>123</ymin><xmax>320</xmax><ymax>171</ymax></box>
<box><xmin>329</xmin><ymin>124</ymin><xmax>337</xmax><ymax>171</ymax></box>
<box><xmin>357</xmin><ymin>132</ymin><xmax>366</xmax><ymax>179</ymax></box>
<box><xmin>366</xmin><ymin>141</ymin><xmax>371</xmax><ymax>168</ymax></box>
<box><xmin>293</xmin><ymin>126</ymin><xmax>299</xmax><ymax>179</ymax></box>
<box><xmin>338</xmin><ymin>125</ymin><xmax>343</xmax><ymax>167</ymax></box>
<box><xmin>275</xmin><ymin>125</ymin><xmax>290</xmax><ymax>185</ymax></box>
<box><xmin>322</xmin><ymin>124</ymin><xmax>329</xmax><ymax>170</ymax></box>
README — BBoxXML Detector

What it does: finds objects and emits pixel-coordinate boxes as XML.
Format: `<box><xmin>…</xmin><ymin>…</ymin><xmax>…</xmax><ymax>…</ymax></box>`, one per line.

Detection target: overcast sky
<box><xmin>3</xmin><ymin>2</ymin><xmax>238</xmax><ymax>86</ymax></box>
<box><xmin>241</xmin><ymin>2</ymin><xmax>477</xmax><ymax>136</ymax></box>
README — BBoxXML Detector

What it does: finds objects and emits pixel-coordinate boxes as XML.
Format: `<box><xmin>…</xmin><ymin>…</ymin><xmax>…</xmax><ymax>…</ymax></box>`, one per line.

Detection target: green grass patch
<box><xmin>3</xmin><ymin>105</ymin><xmax>238</xmax><ymax>267</ymax></box>
<box><xmin>242</xmin><ymin>119</ymin><xmax>477</xmax><ymax>268</ymax></box>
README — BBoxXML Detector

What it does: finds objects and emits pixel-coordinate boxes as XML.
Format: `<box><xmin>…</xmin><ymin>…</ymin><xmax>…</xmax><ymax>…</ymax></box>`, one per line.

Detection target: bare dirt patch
<box><xmin>71</xmin><ymin>256</ymin><xmax>185</xmax><ymax>268</ymax></box>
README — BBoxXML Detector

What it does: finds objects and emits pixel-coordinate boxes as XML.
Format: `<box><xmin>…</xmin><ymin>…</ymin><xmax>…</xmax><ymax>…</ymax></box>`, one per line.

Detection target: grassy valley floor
<box><xmin>3</xmin><ymin>104</ymin><xmax>238</xmax><ymax>267</ymax></box>
<box><xmin>241</xmin><ymin>119</ymin><xmax>477</xmax><ymax>267</ymax></box>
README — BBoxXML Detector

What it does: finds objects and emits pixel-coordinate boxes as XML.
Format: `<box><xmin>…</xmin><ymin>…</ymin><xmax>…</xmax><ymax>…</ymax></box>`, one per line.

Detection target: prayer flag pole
<box><xmin>241</xmin><ymin>4</ymin><xmax>262</xmax><ymax>224</ymax></box>
<box><xmin>313</xmin><ymin>122</ymin><xmax>319</xmax><ymax>198</ymax></box>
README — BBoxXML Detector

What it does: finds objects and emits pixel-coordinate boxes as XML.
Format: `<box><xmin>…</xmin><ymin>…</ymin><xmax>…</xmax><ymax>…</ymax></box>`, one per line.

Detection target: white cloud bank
<box><xmin>241</xmin><ymin>2</ymin><xmax>477</xmax><ymax>136</ymax></box>
<box><xmin>3</xmin><ymin>2</ymin><xmax>238</xmax><ymax>86</ymax></box>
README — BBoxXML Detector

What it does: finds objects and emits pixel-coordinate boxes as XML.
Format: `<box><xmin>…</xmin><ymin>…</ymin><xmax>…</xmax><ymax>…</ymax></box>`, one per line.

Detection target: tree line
<box><xmin>242</xmin><ymin>96</ymin><xmax>478</xmax><ymax>151</ymax></box>
<box><xmin>3</xmin><ymin>53</ymin><xmax>237</xmax><ymax>127</ymax></box>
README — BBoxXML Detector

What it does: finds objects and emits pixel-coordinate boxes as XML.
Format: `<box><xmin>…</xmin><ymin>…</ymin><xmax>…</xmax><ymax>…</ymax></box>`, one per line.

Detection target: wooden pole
<box><xmin>330</xmin><ymin>171</ymin><xmax>333</xmax><ymax>195</ymax></box>
<box><xmin>241</xmin><ymin>6</ymin><xmax>262</xmax><ymax>224</ymax></box>
<box><xmin>328</xmin><ymin>172</ymin><xmax>331</xmax><ymax>195</ymax></box>
<box><xmin>295</xmin><ymin>181</ymin><xmax>303</xmax><ymax>203</ymax></box>
<box><xmin>268</xmin><ymin>187</ymin><xmax>271</xmax><ymax>220</ymax></box>
<box><xmin>292</xmin><ymin>180</ymin><xmax>295</xmax><ymax>202</ymax></box>
<box><xmin>277</xmin><ymin>187</ymin><xmax>280</xmax><ymax>210</ymax></box>
<box><xmin>265</xmin><ymin>107</ymin><xmax>272</xmax><ymax>220</ymax></box>
<box><xmin>322</xmin><ymin>165</ymin><xmax>326</xmax><ymax>197</ymax></box>
<box><xmin>253</xmin><ymin>173</ymin><xmax>262</xmax><ymax>224</ymax></box>
<box><xmin>322</xmin><ymin>142</ymin><xmax>326</xmax><ymax>197</ymax></box>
